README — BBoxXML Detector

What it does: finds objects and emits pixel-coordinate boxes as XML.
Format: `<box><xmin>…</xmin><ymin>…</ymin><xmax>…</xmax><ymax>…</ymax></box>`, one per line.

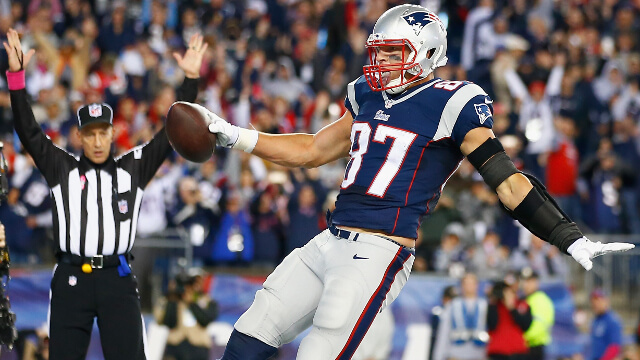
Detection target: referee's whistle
<box><xmin>82</xmin><ymin>263</ymin><xmax>93</xmax><ymax>274</ymax></box>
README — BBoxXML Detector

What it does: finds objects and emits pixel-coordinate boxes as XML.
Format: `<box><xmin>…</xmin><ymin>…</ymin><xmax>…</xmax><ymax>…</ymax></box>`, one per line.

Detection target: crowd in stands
<box><xmin>0</xmin><ymin>0</ymin><xmax>639</xmax><ymax>281</ymax></box>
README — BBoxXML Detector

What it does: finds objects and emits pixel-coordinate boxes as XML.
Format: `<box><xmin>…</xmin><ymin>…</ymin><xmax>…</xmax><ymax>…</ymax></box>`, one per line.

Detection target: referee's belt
<box><xmin>56</xmin><ymin>252</ymin><xmax>132</xmax><ymax>269</ymax></box>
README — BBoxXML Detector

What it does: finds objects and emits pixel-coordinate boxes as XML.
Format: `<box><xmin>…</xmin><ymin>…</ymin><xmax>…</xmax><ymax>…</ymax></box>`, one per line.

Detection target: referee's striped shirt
<box><xmin>10</xmin><ymin>78</ymin><xmax>198</xmax><ymax>257</ymax></box>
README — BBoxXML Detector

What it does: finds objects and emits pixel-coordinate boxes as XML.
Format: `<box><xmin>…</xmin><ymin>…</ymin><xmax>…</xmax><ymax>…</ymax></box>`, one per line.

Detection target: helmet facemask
<box><xmin>363</xmin><ymin>38</ymin><xmax>425</xmax><ymax>94</ymax></box>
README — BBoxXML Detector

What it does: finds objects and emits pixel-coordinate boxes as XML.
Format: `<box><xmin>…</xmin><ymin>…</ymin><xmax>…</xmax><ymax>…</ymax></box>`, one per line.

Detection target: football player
<box><xmin>203</xmin><ymin>4</ymin><xmax>634</xmax><ymax>359</ymax></box>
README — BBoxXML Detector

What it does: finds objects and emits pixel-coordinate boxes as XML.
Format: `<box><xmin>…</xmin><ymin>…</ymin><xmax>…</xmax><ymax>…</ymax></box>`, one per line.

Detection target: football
<box><xmin>165</xmin><ymin>102</ymin><xmax>217</xmax><ymax>163</ymax></box>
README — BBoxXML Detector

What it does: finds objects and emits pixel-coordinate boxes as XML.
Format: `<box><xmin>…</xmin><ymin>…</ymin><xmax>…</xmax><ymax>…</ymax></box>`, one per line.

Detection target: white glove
<box><xmin>186</xmin><ymin>103</ymin><xmax>238</xmax><ymax>148</ymax></box>
<box><xmin>205</xmin><ymin>113</ymin><xmax>239</xmax><ymax>148</ymax></box>
<box><xmin>186</xmin><ymin>103</ymin><xmax>258</xmax><ymax>152</ymax></box>
<box><xmin>567</xmin><ymin>237</ymin><xmax>635</xmax><ymax>271</ymax></box>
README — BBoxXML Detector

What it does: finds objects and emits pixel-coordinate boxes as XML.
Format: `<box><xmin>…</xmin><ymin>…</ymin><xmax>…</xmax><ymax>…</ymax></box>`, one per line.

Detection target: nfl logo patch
<box><xmin>88</xmin><ymin>104</ymin><xmax>103</xmax><ymax>118</ymax></box>
<box><xmin>68</xmin><ymin>275</ymin><xmax>77</xmax><ymax>286</ymax></box>
<box><xmin>118</xmin><ymin>199</ymin><xmax>128</xmax><ymax>214</ymax></box>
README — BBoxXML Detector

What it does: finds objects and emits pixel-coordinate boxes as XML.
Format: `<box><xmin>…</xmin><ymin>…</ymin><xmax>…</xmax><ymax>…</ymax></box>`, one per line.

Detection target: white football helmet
<box><xmin>363</xmin><ymin>4</ymin><xmax>448</xmax><ymax>94</ymax></box>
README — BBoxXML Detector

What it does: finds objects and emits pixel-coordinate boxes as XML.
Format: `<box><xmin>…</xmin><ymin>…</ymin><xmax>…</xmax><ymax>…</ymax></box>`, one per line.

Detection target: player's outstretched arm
<box><xmin>207</xmin><ymin>108</ymin><xmax>353</xmax><ymax>168</ymax></box>
<box><xmin>460</xmin><ymin>127</ymin><xmax>635</xmax><ymax>271</ymax></box>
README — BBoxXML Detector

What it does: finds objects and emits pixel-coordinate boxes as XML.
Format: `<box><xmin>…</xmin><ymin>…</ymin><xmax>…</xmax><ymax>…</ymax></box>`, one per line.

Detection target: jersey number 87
<box><xmin>342</xmin><ymin>122</ymin><xmax>417</xmax><ymax>198</ymax></box>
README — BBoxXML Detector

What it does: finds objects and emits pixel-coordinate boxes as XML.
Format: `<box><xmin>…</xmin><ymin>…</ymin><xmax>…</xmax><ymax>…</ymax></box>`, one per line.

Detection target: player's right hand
<box><xmin>2</xmin><ymin>29</ymin><xmax>35</xmax><ymax>72</ymax></box>
<box><xmin>191</xmin><ymin>104</ymin><xmax>238</xmax><ymax>148</ymax></box>
<box><xmin>567</xmin><ymin>236</ymin><xmax>635</xmax><ymax>271</ymax></box>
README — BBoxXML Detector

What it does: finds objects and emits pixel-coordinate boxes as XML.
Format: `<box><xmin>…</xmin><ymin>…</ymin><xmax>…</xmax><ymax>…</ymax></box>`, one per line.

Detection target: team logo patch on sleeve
<box><xmin>474</xmin><ymin>103</ymin><xmax>492</xmax><ymax>124</ymax></box>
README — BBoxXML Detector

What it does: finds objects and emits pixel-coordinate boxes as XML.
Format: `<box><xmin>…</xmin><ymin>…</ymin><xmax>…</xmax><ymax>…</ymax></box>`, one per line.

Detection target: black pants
<box><xmin>164</xmin><ymin>340</ymin><xmax>210</xmax><ymax>360</ymax></box>
<box><xmin>49</xmin><ymin>263</ymin><xmax>146</xmax><ymax>360</ymax></box>
<box><xmin>528</xmin><ymin>345</ymin><xmax>545</xmax><ymax>360</ymax></box>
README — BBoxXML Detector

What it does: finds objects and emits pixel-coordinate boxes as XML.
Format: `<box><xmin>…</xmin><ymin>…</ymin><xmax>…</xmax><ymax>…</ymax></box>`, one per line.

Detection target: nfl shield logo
<box><xmin>118</xmin><ymin>199</ymin><xmax>128</xmax><ymax>214</ymax></box>
<box><xmin>88</xmin><ymin>104</ymin><xmax>102</xmax><ymax>118</ymax></box>
<box><xmin>68</xmin><ymin>276</ymin><xmax>77</xmax><ymax>286</ymax></box>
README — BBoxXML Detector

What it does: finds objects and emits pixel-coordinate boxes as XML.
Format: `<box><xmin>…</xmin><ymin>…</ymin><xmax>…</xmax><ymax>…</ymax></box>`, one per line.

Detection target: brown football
<box><xmin>165</xmin><ymin>102</ymin><xmax>217</xmax><ymax>163</ymax></box>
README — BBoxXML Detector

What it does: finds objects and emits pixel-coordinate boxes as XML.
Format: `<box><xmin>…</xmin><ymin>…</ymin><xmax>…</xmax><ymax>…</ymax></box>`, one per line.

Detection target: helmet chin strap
<box><xmin>385</xmin><ymin>65</ymin><xmax>429</xmax><ymax>95</ymax></box>
<box><xmin>384</xmin><ymin>76</ymin><xmax>408</xmax><ymax>94</ymax></box>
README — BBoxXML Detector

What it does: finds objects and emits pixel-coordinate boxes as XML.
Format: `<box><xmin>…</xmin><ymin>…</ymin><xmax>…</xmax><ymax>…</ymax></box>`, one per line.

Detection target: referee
<box><xmin>4</xmin><ymin>29</ymin><xmax>207</xmax><ymax>359</ymax></box>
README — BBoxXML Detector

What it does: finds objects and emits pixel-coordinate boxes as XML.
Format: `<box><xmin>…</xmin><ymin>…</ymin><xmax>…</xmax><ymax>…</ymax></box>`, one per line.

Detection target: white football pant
<box><xmin>235</xmin><ymin>228</ymin><xmax>414</xmax><ymax>359</ymax></box>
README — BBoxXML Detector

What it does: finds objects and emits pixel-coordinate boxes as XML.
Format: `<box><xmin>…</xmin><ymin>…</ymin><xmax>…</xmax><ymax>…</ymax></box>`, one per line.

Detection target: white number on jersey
<box><xmin>434</xmin><ymin>80</ymin><xmax>464</xmax><ymax>91</ymax></box>
<box><xmin>342</xmin><ymin>123</ymin><xmax>417</xmax><ymax>198</ymax></box>
<box><xmin>368</xmin><ymin>125</ymin><xmax>417</xmax><ymax>197</ymax></box>
<box><xmin>342</xmin><ymin>122</ymin><xmax>371</xmax><ymax>189</ymax></box>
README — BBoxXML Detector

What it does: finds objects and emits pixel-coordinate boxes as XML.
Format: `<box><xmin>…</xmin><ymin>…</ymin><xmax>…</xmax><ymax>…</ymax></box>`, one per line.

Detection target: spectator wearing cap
<box><xmin>520</xmin><ymin>268</ymin><xmax>554</xmax><ymax>360</ymax></box>
<box><xmin>589</xmin><ymin>289</ymin><xmax>623</xmax><ymax>360</ymax></box>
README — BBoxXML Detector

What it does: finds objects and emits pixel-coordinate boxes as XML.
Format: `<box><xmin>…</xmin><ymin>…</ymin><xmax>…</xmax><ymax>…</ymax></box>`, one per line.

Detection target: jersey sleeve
<box><xmin>451</xmin><ymin>84</ymin><xmax>493</xmax><ymax>146</ymax></box>
<box><xmin>431</xmin><ymin>83</ymin><xmax>493</xmax><ymax>146</ymax></box>
<box><xmin>344</xmin><ymin>77</ymin><xmax>362</xmax><ymax>118</ymax></box>
<box><xmin>450</xmin><ymin>91</ymin><xmax>494</xmax><ymax>147</ymax></box>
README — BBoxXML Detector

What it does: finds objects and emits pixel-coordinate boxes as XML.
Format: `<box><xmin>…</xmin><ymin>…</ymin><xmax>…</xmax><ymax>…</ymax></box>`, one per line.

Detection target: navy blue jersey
<box><xmin>331</xmin><ymin>76</ymin><xmax>494</xmax><ymax>238</ymax></box>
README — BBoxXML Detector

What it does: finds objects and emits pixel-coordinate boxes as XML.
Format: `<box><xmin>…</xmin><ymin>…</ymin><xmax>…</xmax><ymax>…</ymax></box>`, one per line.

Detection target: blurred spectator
<box><xmin>505</xmin><ymin>56</ymin><xmax>564</xmax><ymax>179</ymax></box>
<box><xmin>461</xmin><ymin>0</ymin><xmax>496</xmax><ymax>96</ymax></box>
<box><xmin>433</xmin><ymin>273</ymin><xmax>488</xmax><ymax>360</ymax></box>
<box><xmin>469</xmin><ymin>231</ymin><xmax>509</xmax><ymax>280</ymax></box>
<box><xmin>97</xmin><ymin>1</ymin><xmax>136</xmax><ymax>55</ymax></box>
<box><xmin>154</xmin><ymin>270</ymin><xmax>218</xmax><ymax>360</ymax></box>
<box><xmin>520</xmin><ymin>268</ymin><xmax>554</xmax><ymax>360</ymax></box>
<box><xmin>486</xmin><ymin>281</ymin><xmax>531</xmax><ymax>360</ymax></box>
<box><xmin>18</xmin><ymin>323</ymin><xmax>49</xmax><ymax>360</ymax></box>
<box><xmin>0</xmin><ymin>153</ymin><xmax>51</xmax><ymax>264</ymax></box>
<box><xmin>510</xmin><ymin>235</ymin><xmax>568</xmax><ymax>280</ymax></box>
<box><xmin>580</xmin><ymin>139</ymin><xmax>637</xmax><ymax>233</ymax></box>
<box><xmin>417</xmin><ymin>192</ymin><xmax>463</xmax><ymax>271</ymax></box>
<box><xmin>433</xmin><ymin>222</ymin><xmax>467</xmax><ymax>276</ymax></box>
<box><xmin>285</xmin><ymin>168</ymin><xmax>326</xmax><ymax>255</ymax></box>
<box><xmin>429</xmin><ymin>286</ymin><xmax>459</xmax><ymax>360</ymax></box>
<box><xmin>170</xmin><ymin>176</ymin><xmax>219</xmax><ymax>263</ymax></box>
<box><xmin>249</xmin><ymin>185</ymin><xmax>284</xmax><ymax>266</ymax></box>
<box><xmin>589</xmin><ymin>289</ymin><xmax>623</xmax><ymax>360</ymax></box>
<box><xmin>211</xmin><ymin>191</ymin><xmax>253</xmax><ymax>264</ymax></box>
<box><xmin>544</xmin><ymin>115</ymin><xmax>581</xmax><ymax>223</ymax></box>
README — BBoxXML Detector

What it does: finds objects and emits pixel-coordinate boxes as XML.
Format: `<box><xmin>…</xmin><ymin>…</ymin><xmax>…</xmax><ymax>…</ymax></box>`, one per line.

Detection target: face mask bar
<box><xmin>363</xmin><ymin>38</ymin><xmax>423</xmax><ymax>92</ymax></box>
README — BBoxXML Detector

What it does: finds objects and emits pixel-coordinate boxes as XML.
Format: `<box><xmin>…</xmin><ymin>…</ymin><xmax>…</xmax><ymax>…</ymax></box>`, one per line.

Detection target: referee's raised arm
<box><xmin>4</xmin><ymin>29</ymin><xmax>69</xmax><ymax>183</ymax></box>
<box><xmin>129</xmin><ymin>33</ymin><xmax>207</xmax><ymax>187</ymax></box>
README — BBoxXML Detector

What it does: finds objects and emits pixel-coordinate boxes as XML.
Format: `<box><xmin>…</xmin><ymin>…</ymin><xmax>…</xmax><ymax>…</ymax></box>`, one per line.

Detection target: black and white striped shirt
<box><xmin>10</xmin><ymin>78</ymin><xmax>198</xmax><ymax>257</ymax></box>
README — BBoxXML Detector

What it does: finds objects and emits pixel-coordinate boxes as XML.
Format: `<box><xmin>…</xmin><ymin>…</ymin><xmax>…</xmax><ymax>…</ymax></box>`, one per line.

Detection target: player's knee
<box><xmin>221</xmin><ymin>329</ymin><xmax>278</xmax><ymax>360</ymax></box>
<box><xmin>235</xmin><ymin>289</ymin><xmax>281</xmax><ymax>347</ymax></box>
<box><xmin>314</xmin><ymin>277</ymin><xmax>362</xmax><ymax>330</ymax></box>
<box><xmin>297</xmin><ymin>332</ymin><xmax>334</xmax><ymax>360</ymax></box>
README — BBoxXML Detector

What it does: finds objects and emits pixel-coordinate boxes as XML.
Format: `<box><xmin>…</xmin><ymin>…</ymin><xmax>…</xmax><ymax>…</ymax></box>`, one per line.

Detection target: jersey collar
<box><xmin>382</xmin><ymin>77</ymin><xmax>442</xmax><ymax>109</ymax></box>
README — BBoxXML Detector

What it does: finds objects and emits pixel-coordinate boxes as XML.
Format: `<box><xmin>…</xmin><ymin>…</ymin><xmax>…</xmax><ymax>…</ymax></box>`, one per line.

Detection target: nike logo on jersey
<box><xmin>353</xmin><ymin>254</ymin><xmax>369</xmax><ymax>260</ymax></box>
<box><xmin>373</xmin><ymin>110</ymin><xmax>390</xmax><ymax>121</ymax></box>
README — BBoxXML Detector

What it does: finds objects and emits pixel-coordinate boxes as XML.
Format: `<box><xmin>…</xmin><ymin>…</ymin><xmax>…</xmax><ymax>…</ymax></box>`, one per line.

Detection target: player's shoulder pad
<box><xmin>433</xmin><ymin>82</ymin><xmax>492</xmax><ymax>141</ymax></box>
<box><xmin>346</xmin><ymin>76</ymin><xmax>369</xmax><ymax>116</ymax></box>
<box><xmin>444</xmin><ymin>82</ymin><xmax>492</xmax><ymax>121</ymax></box>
